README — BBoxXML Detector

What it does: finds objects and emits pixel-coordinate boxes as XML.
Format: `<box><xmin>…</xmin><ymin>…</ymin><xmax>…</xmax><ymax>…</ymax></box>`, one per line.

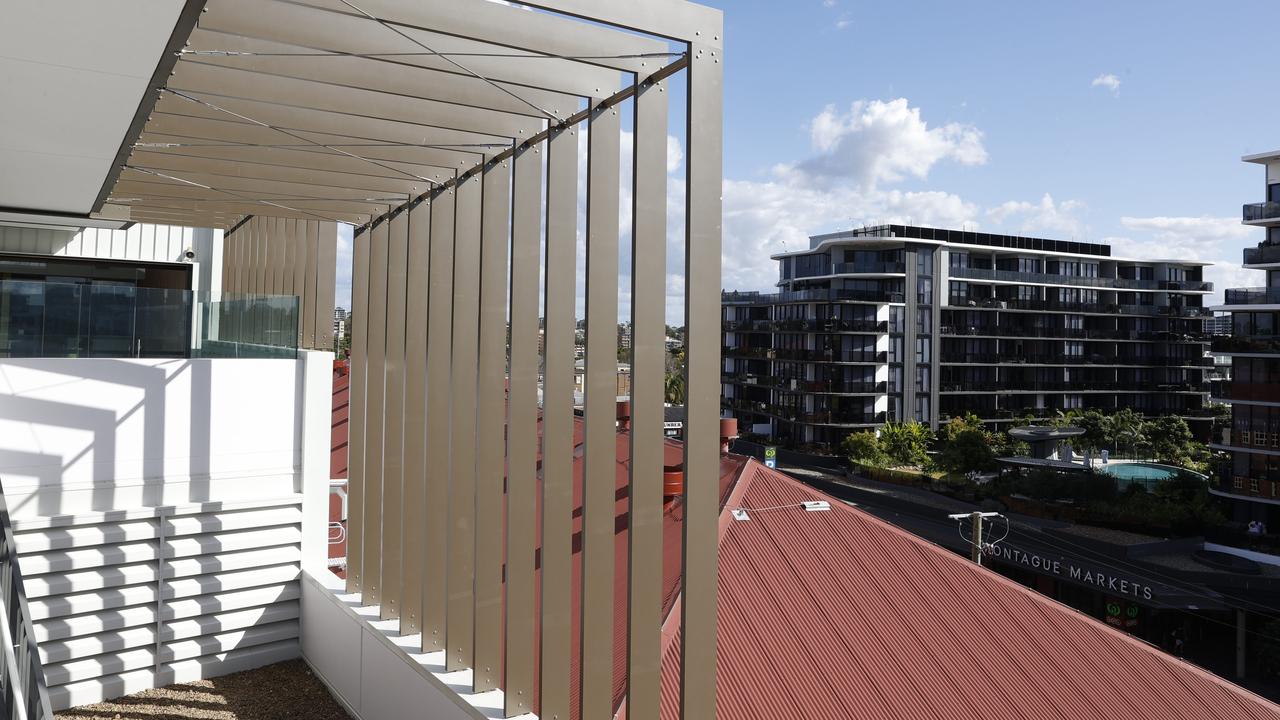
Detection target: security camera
<box><xmin>182</xmin><ymin>247</ymin><xmax>196</xmax><ymax>262</ymax></box>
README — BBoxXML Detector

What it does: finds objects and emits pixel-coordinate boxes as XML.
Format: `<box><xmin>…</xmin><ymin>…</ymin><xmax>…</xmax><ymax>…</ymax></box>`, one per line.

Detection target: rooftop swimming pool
<box><xmin>1098</xmin><ymin>462</ymin><xmax>1207</xmax><ymax>489</ymax></box>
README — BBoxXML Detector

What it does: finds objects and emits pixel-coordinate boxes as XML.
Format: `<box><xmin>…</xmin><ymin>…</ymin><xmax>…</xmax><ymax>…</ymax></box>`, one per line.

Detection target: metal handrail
<box><xmin>0</xmin><ymin>482</ymin><xmax>52</xmax><ymax>720</ymax></box>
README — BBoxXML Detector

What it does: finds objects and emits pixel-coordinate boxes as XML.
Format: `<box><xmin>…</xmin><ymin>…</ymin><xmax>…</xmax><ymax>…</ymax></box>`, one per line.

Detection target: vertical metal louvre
<box><xmin>220</xmin><ymin>216</ymin><xmax>339</xmax><ymax>351</ymax></box>
<box><xmin>111</xmin><ymin>1</ymin><xmax>726</xmax><ymax>718</ymax></box>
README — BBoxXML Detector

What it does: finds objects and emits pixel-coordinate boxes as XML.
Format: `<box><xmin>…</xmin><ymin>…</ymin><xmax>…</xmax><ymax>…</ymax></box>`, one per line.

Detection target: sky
<box><xmin>335</xmin><ymin>0</ymin><xmax>1280</xmax><ymax>320</ymax></box>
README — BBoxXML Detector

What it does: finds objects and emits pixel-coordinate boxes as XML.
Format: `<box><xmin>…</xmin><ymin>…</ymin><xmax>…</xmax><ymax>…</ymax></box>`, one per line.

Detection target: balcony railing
<box><xmin>946</xmin><ymin>296</ymin><xmax>1210</xmax><ymax>317</ymax></box>
<box><xmin>723</xmin><ymin>289</ymin><xmax>905</xmax><ymax>304</ymax></box>
<box><xmin>0</xmin><ymin>481</ymin><xmax>53</xmax><ymax>720</ymax></box>
<box><xmin>771</xmin><ymin>348</ymin><xmax>887</xmax><ymax>363</ymax></box>
<box><xmin>938</xmin><ymin>381</ymin><xmax>1208</xmax><ymax>393</ymax></box>
<box><xmin>1223</xmin><ymin>287</ymin><xmax>1280</xmax><ymax>306</ymax></box>
<box><xmin>940</xmin><ymin>353</ymin><xmax>1213</xmax><ymax>367</ymax></box>
<box><xmin>939</xmin><ymin>326</ymin><xmax>1208</xmax><ymax>342</ymax></box>
<box><xmin>723</xmin><ymin>319</ymin><xmax>888</xmax><ymax>333</ymax></box>
<box><xmin>1243</xmin><ymin>244</ymin><xmax>1280</xmax><ymax>266</ymax></box>
<box><xmin>724</xmin><ymin>374</ymin><xmax>888</xmax><ymax>395</ymax></box>
<box><xmin>1212</xmin><ymin>382</ymin><xmax>1280</xmax><ymax>403</ymax></box>
<box><xmin>0</xmin><ymin>280</ymin><xmax>300</xmax><ymax>360</ymax></box>
<box><xmin>1243</xmin><ymin>202</ymin><xmax>1280</xmax><ymax>223</ymax></box>
<box><xmin>950</xmin><ymin>266</ymin><xmax>1211</xmax><ymax>292</ymax></box>
<box><xmin>832</xmin><ymin>261</ymin><xmax>906</xmax><ymax>275</ymax></box>
<box><xmin>1212</xmin><ymin>336</ymin><xmax>1280</xmax><ymax>354</ymax></box>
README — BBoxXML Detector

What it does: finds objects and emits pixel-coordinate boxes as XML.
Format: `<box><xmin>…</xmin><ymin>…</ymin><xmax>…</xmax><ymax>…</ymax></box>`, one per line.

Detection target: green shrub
<box><xmin>842</xmin><ymin>430</ymin><xmax>886</xmax><ymax>467</ymax></box>
<box><xmin>879</xmin><ymin>421</ymin><xmax>933</xmax><ymax>467</ymax></box>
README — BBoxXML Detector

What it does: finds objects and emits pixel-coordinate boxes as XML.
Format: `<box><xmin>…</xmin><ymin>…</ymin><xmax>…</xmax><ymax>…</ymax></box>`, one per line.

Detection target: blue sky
<box><xmin>335</xmin><ymin>1</ymin><xmax>1278</xmax><ymax>315</ymax></box>
<box><xmin>705</xmin><ymin>0</ymin><xmax>1278</xmax><ymax>303</ymax></box>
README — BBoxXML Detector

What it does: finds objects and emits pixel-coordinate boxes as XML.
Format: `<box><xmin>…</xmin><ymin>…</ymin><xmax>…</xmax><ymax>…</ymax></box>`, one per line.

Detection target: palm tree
<box><xmin>665</xmin><ymin>371</ymin><xmax>686</xmax><ymax>405</ymax></box>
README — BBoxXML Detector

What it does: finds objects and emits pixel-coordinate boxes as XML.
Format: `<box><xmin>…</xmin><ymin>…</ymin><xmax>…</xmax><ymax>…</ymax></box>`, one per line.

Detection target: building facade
<box><xmin>1211</xmin><ymin>151</ymin><xmax>1280</xmax><ymax>526</ymax></box>
<box><xmin>724</xmin><ymin>225</ymin><xmax>1212</xmax><ymax>447</ymax></box>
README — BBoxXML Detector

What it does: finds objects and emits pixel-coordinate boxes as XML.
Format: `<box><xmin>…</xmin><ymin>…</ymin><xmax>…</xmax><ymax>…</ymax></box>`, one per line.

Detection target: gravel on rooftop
<box><xmin>55</xmin><ymin>660</ymin><xmax>353</xmax><ymax>720</ymax></box>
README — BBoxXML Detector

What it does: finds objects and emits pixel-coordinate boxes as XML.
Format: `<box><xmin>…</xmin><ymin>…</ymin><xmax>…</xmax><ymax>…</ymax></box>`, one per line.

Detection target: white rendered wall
<box><xmin>0</xmin><ymin>357</ymin><xmax>307</xmax><ymax>520</ymax></box>
<box><xmin>302</xmin><ymin>571</ymin><xmax>526</xmax><ymax>720</ymax></box>
<box><xmin>0</xmin><ymin>351</ymin><xmax>334</xmax><ymax>709</ymax></box>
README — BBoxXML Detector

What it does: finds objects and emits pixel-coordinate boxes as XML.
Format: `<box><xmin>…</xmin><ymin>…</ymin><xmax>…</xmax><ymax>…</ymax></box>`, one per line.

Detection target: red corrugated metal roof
<box><xmin>329</xmin><ymin>379</ymin><xmax>1278</xmax><ymax>719</ymax></box>
<box><xmin>524</xmin><ymin>416</ymin><xmax>743</xmax><ymax>720</ymax></box>
<box><xmin>331</xmin><ymin>367</ymin><xmax>349</xmax><ymax>479</ymax></box>
<box><xmin>654</xmin><ymin>459</ymin><xmax>1280</xmax><ymax>720</ymax></box>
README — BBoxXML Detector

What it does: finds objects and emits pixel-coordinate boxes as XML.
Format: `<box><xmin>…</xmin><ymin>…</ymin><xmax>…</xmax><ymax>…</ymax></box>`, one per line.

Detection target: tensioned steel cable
<box><xmin>163</xmin><ymin>88</ymin><xmax>443</xmax><ymax>186</ymax></box>
<box><xmin>111</xmin><ymin>193</ymin><xmax>407</xmax><ymax>204</ymax></box>
<box><xmin>334</xmin><ymin>0</ymin><xmax>560</xmax><ymax>121</ymax></box>
<box><xmin>126</xmin><ymin>165</ymin><xmax>351</xmax><ymax>224</ymax></box>
<box><xmin>136</xmin><ymin>140</ymin><xmax>510</xmax><ymax>150</ymax></box>
<box><xmin>183</xmin><ymin>49</ymin><xmax>683</xmax><ymax>60</ymax></box>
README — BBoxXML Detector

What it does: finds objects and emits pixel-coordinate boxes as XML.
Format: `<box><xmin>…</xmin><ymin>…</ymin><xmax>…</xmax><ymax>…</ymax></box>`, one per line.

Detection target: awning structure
<box><xmin>89</xmin><ymin>0</ymin><xmax>711</xmax><ymax>231</ymax></box>
<box><xmin>76</xmin><ymin>2</ymin><xmax>725</xmax><ymax>720</ymax></box>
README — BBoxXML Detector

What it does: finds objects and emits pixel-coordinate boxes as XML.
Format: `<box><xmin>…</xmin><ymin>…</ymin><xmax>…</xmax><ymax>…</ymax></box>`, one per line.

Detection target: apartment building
<box><xmin>1211</xmin><ymin>150</ymin><xmax>1280</xmax><ymax>527</ymax></box>
<box><xmin>724</xmin><ymin>225</ymin><xmax>1212</xmax><ymax>447</ymax></box>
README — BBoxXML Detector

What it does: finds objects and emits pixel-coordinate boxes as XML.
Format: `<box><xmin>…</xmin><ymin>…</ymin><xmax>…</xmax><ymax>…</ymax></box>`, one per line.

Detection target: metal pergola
<box><xmin>89</xmin><ymin>1</ymin><xmax>724</xmax><ymax>718</ymax></box>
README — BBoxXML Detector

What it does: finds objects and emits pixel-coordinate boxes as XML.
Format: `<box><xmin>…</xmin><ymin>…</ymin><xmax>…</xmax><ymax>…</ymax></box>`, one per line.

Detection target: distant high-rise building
<box><xmin>723</xmin><ymin>224</ymin><xmax>1212</xmax><ymax>448</ymax></box>
<box><xmin>1204</xmin><ymin>314</ymin><xmax>1233</xmax><ymax>336</ymax></box>
<box><xmin>333</xmin><ymin>307</ymin><xmax>347</xmax><ymax>351</ymax></box>
<box><xmin>1211</xmin><ymin>150</ymin><xmax>1280</xmax><ymax>527</ymax></box>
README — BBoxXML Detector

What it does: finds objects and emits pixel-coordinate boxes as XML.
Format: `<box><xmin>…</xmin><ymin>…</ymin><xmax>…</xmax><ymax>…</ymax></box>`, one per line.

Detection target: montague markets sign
<box><xmin>984</xmin><ymin>543</ymin><xmax>1155</xmax><ymax>601</ymax></box>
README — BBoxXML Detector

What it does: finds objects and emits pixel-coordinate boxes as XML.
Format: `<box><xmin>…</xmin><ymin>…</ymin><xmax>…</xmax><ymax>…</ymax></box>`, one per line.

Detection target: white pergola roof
<box><xmin>0</xmin><ymin>2</ymin><xmax>190</xmax><ymax>224</ymax></box>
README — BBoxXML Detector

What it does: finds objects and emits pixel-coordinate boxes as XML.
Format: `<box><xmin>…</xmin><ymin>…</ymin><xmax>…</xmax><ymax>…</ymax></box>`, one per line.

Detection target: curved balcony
<box><xmin>1243</xmin><ymin>202</ymin><xmax>1280</xmax><ymax>224</ymax></box>
<box><xmin>832</xmin><ymin>261</ymin><xmax>906</xmax><ymax>275</ymax></box>
<box><xmin>1212</xmin><ymin>382</ymin><xmax>1280</xmax><ymax>403</ymax></box>
<box><xmin>725</xmin><ymin>289</ymin><xmax>905</xmax><ymax>305</ymax></box>
<box><xmin>772</xmin><ymin>348</ymin><xmax>887</xmax><ymax>364</ymax></box>
<box><xmin>1211</xmin><ymin>336</ymin><xmax>1280</xmax><ymax>355</ymax></box>
<box><xmin>1223</xmin><ymin>287</ymin><xmax>1280</xmax><ymax>306</ymax></box>
<box><xmin>940</xmin><ymin>326</ymin><xmax>1207</xmax><ymax>342</ymax></box>
<box><xmin>938</xmin><ymin>381</ymin><xmax>1208</xmax><ymax>393</ymax></box>
<box><xmin>940</xmin><ymin>353</ymin><xmax>1213</xmax><ymax>367</ymax></box>
<box><xmin>947</xmin><ymin>297</ymin><xmax>1210</xmax><ymax>317</ymax></box>
<box><xmin>1243</xmin><ymin>244</ymin><xmax>1280</xmax><ymax>266</ymax></box>
<box><xmin>950</xmin><ymin>266</ymin><xmax>1211</xmax><ymax>292</ymax></box>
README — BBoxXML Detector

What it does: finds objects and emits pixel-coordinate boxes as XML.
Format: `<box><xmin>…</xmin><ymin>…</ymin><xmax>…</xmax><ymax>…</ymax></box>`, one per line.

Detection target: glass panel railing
<box><xmin>1243</xmin><ymin>244</ymin><xmax>1280</xmax><ymax>265</ymax></box>
<box><xmin>949</xmin><ymin>266</ymin><xmax>1212</xmax><ymax>292</ymax></box>
<box><xmin>1243</xmin><ymin>202</ymin><xmax>1280</xmax><ymax>223</ymax></box>
<box><xmin>0</xmin><ymin>280</ymin><xmax>298</xmax><ymax>359</ymax></box>
<box><xmin>1223</xmin><ymin>287</ymin><xmax>1280</xmax><ymax>305</ymax></box>
<box><xmin>194</xmin><ymin>294</ymin><xmax>299</xmax><ymax>359</ymax></box>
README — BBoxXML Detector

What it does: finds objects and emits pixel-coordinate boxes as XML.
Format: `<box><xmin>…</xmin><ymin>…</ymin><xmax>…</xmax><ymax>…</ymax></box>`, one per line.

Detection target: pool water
<box><xmin>1100</xmin><ymin>463</ymin><xmax>1179</xmax><ymax>482</ymax></box>
<box><xmin>1098</xmin><ymin>462</ymin><xmax>1206</xmax><ymax>490</ymax></box>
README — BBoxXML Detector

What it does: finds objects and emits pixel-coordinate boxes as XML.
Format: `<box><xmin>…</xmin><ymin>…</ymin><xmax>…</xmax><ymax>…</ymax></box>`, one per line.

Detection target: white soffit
<box><xmin>0</xmin><ymin>2</ymin><xmax>187</xmax><ymax>215</ymax></box>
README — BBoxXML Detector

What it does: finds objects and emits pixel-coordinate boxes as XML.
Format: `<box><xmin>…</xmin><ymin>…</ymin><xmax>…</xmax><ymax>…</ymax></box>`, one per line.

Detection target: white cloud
<box><xmin>666</xmin><ymin>135</ymin><xmax>683</xmax><ymax>175</ymax></box>
<box><xmin>986</xmin><ymin>193</ymin><xmax>1086</xmax><ymax>237</ymax></box>
<box><xmin>1091</xmin><ymin>73</ymin><xmax>1121</xmax><ymax>95</ymax></box>
<box><xmin>822</xmin><ymin>0</ymin><xmax>837</xmax><ymax>7</ymax></box>
<box><xmin>778</xmin><ymin>98</ymin><xmax>987</xmax><ymax>189</ymax></box>
<box><xmin>835</xmin><ymin>17</ymin><xmax>852</xmax><ymax>30</ymax></box>
<box><xmin>1107</xmin><ymin>216</ymin><xmax>1260</xmax><ymax>304</ymax></box>
<box><xmin>721</xmin><ymin>180</ymin><xmax>980</xmax><ymax>292</ymax></box>
<box><xmin>1118</xmin><ymin>215</ymin><xmax>1252</xmax><ymax>247</ymax></box>
<box><xmin>709</xmin><ymin>98</ymin><xmax>990</xmax><ymax>294</ymax></box>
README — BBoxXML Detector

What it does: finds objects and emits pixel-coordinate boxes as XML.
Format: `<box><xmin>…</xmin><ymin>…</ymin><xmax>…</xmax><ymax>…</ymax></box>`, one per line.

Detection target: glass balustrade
<box><xmin>0</xmin><ymin>280</ymin><xmax>300</xmax><ymax>359</ymax></box>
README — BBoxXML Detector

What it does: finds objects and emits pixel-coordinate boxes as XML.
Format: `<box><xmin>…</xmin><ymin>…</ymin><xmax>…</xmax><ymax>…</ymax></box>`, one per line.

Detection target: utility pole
<box><xmin>970</xmin><ymin>512</ymin><xmax>984</xmax><ymax>565</ymax></box>
<box><xmin>949</xmin><ymin>511</ymin><xmax>1001</xmax><ymax>566</ymax></box>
